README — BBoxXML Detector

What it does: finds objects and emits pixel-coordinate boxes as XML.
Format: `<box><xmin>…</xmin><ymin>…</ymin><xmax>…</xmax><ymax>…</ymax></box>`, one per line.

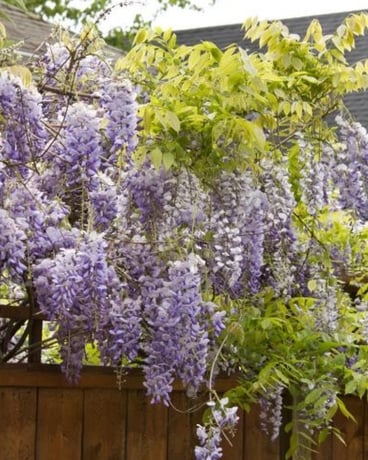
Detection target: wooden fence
<box><xmin>0</xmin><ymin>364</ymin><xmax>367</xmax><ymax>460</ymax></box>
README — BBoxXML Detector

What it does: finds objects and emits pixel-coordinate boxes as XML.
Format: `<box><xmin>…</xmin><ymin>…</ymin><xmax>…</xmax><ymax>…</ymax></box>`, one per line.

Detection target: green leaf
<box><xmin>133</xmin><ymin>29</ymin><xmax>148</xmax><ymax>45</ymax></box>
<box><xmin>166</xmin><ymin>111</ymin><xmax>181</xmax><ymax>132</ymax></box>
<box><xmin>150</xmin><ymin>147</ymin><xmax>162</xmax><ymax>169</ymax></box>
<box><xmin>286</xmin><ymin>431</ymin><xmax>299</xmax><ymax>459</ymax></box>
<box><xmin>318</xmin><ymin>427</ymin><xmax>330</xmax><ymax>444</ymax></box>
<box><xmin>305</xmin><ymin>388</ymin><xmax>322</xmax><ymax>406</ymax></box>
<box><xmin>345</xmin><ymin>379</ymin><xmax>357</xmax><ymax>395</ymax></box>
<box><xmin>162</xmin><ymin>152</ymin><xmax>175</xmax><ymax>170</ymax></box>
<box><xmin>337</xmin><ymin>397</ymin><xmax>357</xmax><ymax>422</ymax></box>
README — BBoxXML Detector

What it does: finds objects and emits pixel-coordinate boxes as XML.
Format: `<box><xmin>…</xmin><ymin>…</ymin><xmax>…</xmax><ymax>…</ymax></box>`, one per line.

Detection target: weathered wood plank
<box><xmin>0</xmin><ymin>305</ymin><xmax>46</xmax><ymax>320</ymax></box>
<box><xmin>364</xmin><ymin>398</ymin><xmax>368</xmax><ymax>460</ymax></box>
<box><xmin>1</xmin><ymin>366</ymin><xmax>367</xmax><ymax>460</ymax></box>
<box><xmin>243</xmin><ymin>405</ymin><xmax>279</xmax><ymax>460</ymax></box>
<box><xmin>0</xmin><ymin>364</ymin><xmax>239</xmax><ymax>391</ymax></box>
<box><xmin>36</xmin><ymin>388</ymin><xmax>83</xmax><ymax>460</ymax></box>
<box><xmin>167</xmin><ymin>391</ymin><xmax>192</xmax><ymax>460</ymax></box>
<box><xmin>331</xmin><ymin>396</ymin><xmax>364</xmax><ymax>460</ymax></box>
<box><xmin>312</xmin><ymin>433</ymin><xmax>333</xmax><ymax>460</ymax></box>
<box><xmin>222</xmin><ymin>408</ymin><xmax>244</xmax><ymax>460</ymax></box>
<box><xmin>0</xmin><ymin>387</ymin><xmax>37</xmax><ymax>460</ymax></box>
<box><xmin>82</xmin><ymin>388</ymin><xmax>127</xmax><ymax>460</ymax></box>
<box><xmin>189</xmin><ymin>394</ymin><xmax>209</xmax><ymax>456</ymax></box>
<box><xmin>126</xmin><ymin>389</ymin><xmax>168</xmax><ymax>459</ymax></box>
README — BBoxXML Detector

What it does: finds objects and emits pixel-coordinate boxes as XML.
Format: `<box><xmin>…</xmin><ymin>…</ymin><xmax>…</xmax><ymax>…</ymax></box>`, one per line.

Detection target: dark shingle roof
<box><xmin>0</xmin><ymin>1</ymin><xmax>122</xmax><ymax>59</ymax></box>
<box><xmin>0</xmin><ymin>2</ymin><xmax>54</xmax><ymax>55</ymax></box>
<box><xmin>175</xmin><ymin>10</ymin><xmax>368</xmax><ymax>127</ymax></box>
<box><xmin>174</xmin><ymin>10</ymin><xmax>368</xmax><ymax>52</ymax></box>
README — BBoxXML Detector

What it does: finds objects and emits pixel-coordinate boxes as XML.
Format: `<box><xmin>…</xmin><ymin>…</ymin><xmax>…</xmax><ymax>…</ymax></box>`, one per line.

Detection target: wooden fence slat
<box><xmin>36</xmin><ymin>388</ymin><xmax>83</xmax><ymax>460</ymax></box>
<box><xmin>331</xmin><ymin>396</ymin><xmax>364</xmax><ymax>460</ymax></box>
<box><xmin>0</xmin><ymin>387</ymin><xmax>37</xmax><ymax>460</ymax></box>
<box><xmin>0</xmin><ymin>363</ymin><xmax>240</xmax><ymax>391</ymax></box>
<box><xmin>126</xmin><ymin>389</ymin><xmax>168</xmax><ymax>460</ymax></box>
<box><xmin>1</xmin><ymin>367</ymin><xmax>368</xmax><ymax>460</ymax></box>
<box><xmin>364</xmin><ymin>398</ymin><xmax>368</xmax><ymax>459</ymax></box>
<box><xmin>311</xmin><ymin>433</ymin><xmax>333</xmax><ymax>460</ymax></box>
<box><xmin>222</xmin><ymin>408</ymin><xmax>244</xmax><ymax>460</ymax></box>
<box><xmin>243</xmin><ymin>405</ymin><xmax>279</xmax><ymax>460</ymax></box>
<box><xmin>189</xmin><ymin>393</ymin><xmax>209</xmax><ymax>457</ymax></box>
<box><xmin>167</xmin><ymin>391</ymin><xmax>192</xmax><ymax>460</ymax></box>
<box><xmin>82</xmin><ymin>388</ymin><xmax>127</xmax><ymax>460</ymax></box>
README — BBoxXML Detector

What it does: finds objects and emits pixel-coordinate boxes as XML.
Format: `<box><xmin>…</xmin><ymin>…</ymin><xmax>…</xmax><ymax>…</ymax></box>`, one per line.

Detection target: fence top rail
<box><xmin>0</xmin><ymin>363</ymin><xmax>238</xmax><ymax>391</ymax></box>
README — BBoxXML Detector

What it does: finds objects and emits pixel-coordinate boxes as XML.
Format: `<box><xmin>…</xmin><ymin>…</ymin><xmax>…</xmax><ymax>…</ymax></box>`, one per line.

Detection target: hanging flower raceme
<box><xmin>33</xmin><ymin>232</ymin><xmax>139</xmax><ymax>380</ymax></box>
<box><xmin>195</xmin><ymin>398</ymin><xmax>239</xmax><ymax>460</ymax></box>
<box><xmin>5</xmin><ymin>183</ymin><xmax>70</xmax><ymax>261</ymax></box>
<box><xmin>208</xmin><ymin>171</ymin><xmax>268</xmax><ymax>296</ymax></box>
<box><xmin>51</xmin><ymin>102</ymin><xmax>103</xmax><ymax>191</ymax></box>
<box><xmin>299</xmin><ymin>137</ymin><xmax>327</xmax><ymax>216</ymax></box>
<box><xmin>333</xmin><ymin>116</ymin><xmax>368</xmax><ymax>220</ymax></box>
<box><xmin>0</xmin><ymin>209</ymin><xmax>27</xmax><ymax>282</ymax></box>
<box><xmin>142</xmin><ymin>254</ymin><xmax>215</xmax><ymax>404</ymax></box>
<box><xmin>100</xmin><ymin>78</ymin><xmax>138</xmax><ymax>162</ymax></box>
<box><xmin>260</xmin><ymin>158</ymin><xmax>298</xmax><ymax>296</ymax></box>
<box><xmin>0</xmin><ymin>71</ymin><xmax>47</xmax><ymax>175</ymax></box>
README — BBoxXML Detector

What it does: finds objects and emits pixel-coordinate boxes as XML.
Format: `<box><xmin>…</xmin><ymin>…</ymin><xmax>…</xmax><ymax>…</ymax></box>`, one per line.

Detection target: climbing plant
<box><xmin>2</xmin><ymin>13</ymin><xmax>368</xmax><ymax>459</ymax></box>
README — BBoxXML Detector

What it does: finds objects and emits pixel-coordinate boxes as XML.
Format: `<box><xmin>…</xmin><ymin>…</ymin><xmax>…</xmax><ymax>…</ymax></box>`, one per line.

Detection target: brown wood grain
<box><xmin>331</xmin><ymin>396</ymin><xmax>364</xmax><ymax>460</ymax></box>
<box><xmin>0</xmin><ymin>387</ymin><xmax>37</xmax><ymax>460</ymax></box>
<box><xmin>222</xmin><ymin>407</ymin><xmax>244</xmax><ymax>460</ymax></box>
<box><xmin>189</xmin><ymin>393</ymin><xmax>209</xmax><ymax>456</ymax></box>
<box><xmin>36</xmin><ymin>388</ymin><xmax>83</xmax><ymax>460</ymax></box>
<box><xmin>2</xmin><ymin>368</ymin><xmax>368</xmax><ymax>460</ymax></box>
<box><xmin>243</xmin><ymin>404</ymin><xmax>279</xmax><ymax>460</ymax></box>
<box><xmin>83</xmin><ymin>388</ymin><xmax>127</xmax><ymax>460</ymax></box>
<box><xmin>126</xmin><ymin>389</ymin><xmax>168</xmax><ymax>460</ymax></box>
<box><xmin>364</xmin><ymin>398</ymin><xmax>368</xmax><ymax>460</ymax></box>
<box><xmin>167</xmin><ymin>391</ymin><xmax>193</xmax><ymax>460</ymax></box>
<box><xmin>0</xmin><ymin>305</ymin><xmax>46</xmax><ymax>320</ymax></box>
<box><xmin>0</xmin><ymin>364</ymin><xmax>240</xmax><ymax>391</ymax></box>
<box><xmin>311</xmin><ymin>433</ymin><xmax>333</xmax><ymax>460</ymax></box>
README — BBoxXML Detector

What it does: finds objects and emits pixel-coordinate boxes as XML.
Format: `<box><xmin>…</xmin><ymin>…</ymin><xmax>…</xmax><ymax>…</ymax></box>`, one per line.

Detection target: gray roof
<box><xmin>0</xmin><ymin>1</ymin><xmax>122</xmax><ymax>59</ymax></box>
<box><xmin>175</xmin><ymin>10</ymin><xmax>368</xmax><ymax>127</ymax></box>
<box><xmin>0</xmin><ymin>2</ymin><xmax>54</xmax><ymax>56</ymax></box>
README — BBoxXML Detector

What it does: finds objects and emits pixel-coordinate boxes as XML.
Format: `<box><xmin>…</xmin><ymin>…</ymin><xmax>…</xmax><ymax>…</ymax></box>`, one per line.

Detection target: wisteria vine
<box><xmin>2</xmin><ymin>21</ymin><xmax>368</xmax><ymax>460</ymax></box>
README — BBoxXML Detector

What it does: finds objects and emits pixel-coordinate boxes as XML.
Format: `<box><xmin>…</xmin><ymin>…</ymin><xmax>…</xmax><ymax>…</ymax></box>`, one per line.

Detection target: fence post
<box><xmin>27</xmin><ymin>282</ymin><xmax>42</xmax><ymax>363</ymax></box>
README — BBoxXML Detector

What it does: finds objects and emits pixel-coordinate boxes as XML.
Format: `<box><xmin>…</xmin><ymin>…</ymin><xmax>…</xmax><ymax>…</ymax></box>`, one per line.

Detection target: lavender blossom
<box><xmin>143</xmin><ymin>254</ymin><xmax>211</xmax><ymax>404</ymax></box>
<box><xmin>51</xmin><ymin>102</ymin><xmax>103</xmax><ymax>192</ymax></box>
<box><xmin>0</xmin><ymin>71</ymin><xmax>47</xmax><ymax>173</ymax></box>
<box><xmin>299</xmin><ymin>137</ymin><xmax>327</xmax><ymax>215</ymax></box>
<box><xmin>195</xmin><ymin>398</ymin><xmax>239</xmax><ymax>460</ymax></box>
<box><xmin>208</xmin><ymin>171</ymin><xmax>267</xmax><ymax>295</ymax></box>
<box><xmin>260</xmin><ymin>385</ymin><xmax>284</xmax><ymax>441</ymax></box>
<box><xmin>333</xmin><ymin>116</ymin><xmax>368</xmax><ymax>220</ymax></box>
<box><xmin>0</xmin><ymin>209</ymin><xmax>27</xmax><ymax>282</ymax></box>
<box><xmin>261</xmin><ymin>158</ymin><xmax>298</xmax><ymax>296</ymax></box>
<box><xmin>100</xmin><ymin>78</ymin><xmax>138</xmax><ymax>161</ymax></box>
<box><xmin>34</xmin><ymin>232</ymin><xmax>140</xmax><ymax>380</ymax></box>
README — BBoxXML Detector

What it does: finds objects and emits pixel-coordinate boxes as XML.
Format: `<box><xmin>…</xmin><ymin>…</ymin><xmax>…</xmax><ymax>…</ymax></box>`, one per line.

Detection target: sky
<box><xmin>98</xmin><ymin>0</ymin><xmax>368</xmax><ymax>33</ymax></box>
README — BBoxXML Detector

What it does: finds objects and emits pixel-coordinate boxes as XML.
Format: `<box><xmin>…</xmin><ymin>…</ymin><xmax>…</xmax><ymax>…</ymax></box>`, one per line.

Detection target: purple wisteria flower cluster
<box><xmin>0</xmin><ymin>37</ymin><xmax>227</xmax><ymax>401</ymax></box>
<box><xmin>260</xmin><ymin>385</ymin><xmax>284</xmax><ymax>441</ymax></box>
<box><xmin>3</xmin><ymin>28</ymin><xmax>368</xmax><ymax>460</ymax></box>
<box><xmin>0</xmin><ymin>71</ymin><xmax>47</xmax><ymax>173</ymax></box>
<box><xmin>195</xmin><ymin>397</ymin><xmax>239</xmax><ymax>460</ymax></box>
<box><xmin>332</xmin><ymin>116</ymin><xmax>368</xmax><ymax>220</ymax></box>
